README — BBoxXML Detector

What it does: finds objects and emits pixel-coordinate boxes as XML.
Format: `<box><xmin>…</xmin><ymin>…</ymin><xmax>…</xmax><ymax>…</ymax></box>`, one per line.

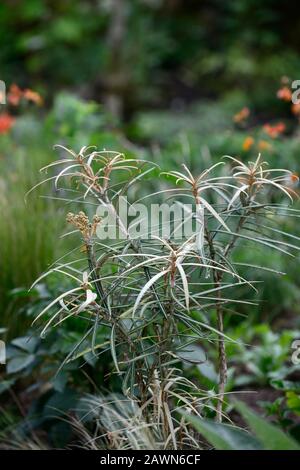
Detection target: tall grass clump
<box><xmin>32</xmin><ymin>146</ymin><xmax>300</xmax><ymax>448</ymax></box>
<box><xmin>0</xmin><ymin>139</ymin><xmax>67</xmax><ymax>337</ymax></box>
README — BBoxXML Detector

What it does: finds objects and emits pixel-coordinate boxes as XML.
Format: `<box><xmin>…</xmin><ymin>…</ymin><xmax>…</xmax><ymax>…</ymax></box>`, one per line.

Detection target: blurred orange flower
<box><xmin>7</xmin><ymin>84</ymin><xmax>43</xmax><ymax>107</ymax></box>
<box><xmin>23</xmin><ymin>88</ymin><xmax>43</xmax><ymax>106</ymax></box>
<box><xmin>233</xmin><ymin>107</ymin><xmax>250</xmax><ymax>123</ymax></box>
<box><xmin>284</xmin><ymin>173</ymin><xmax>299</xmax><ymax>190</ymax></box>
<box><xmin>242</xmin><ymin>136</ymin><xmax>254</xmax><ymax>151</ymax></box>
<box><xmin>277</xmin><ymin>86</ymin><xmax>292</xmax><ymax>102</ymax></box>
<box><xmin>263</xmin><ymin>122</ymin><xmax>286</xmax><ymax>138</ymax></box>
<box><xmin>8</xmin><ymin>84</ymin><xmax>23</xmax><ymax>106</ymax></box>
<box><xmin>290</xmin><ymin>173</ymin><xmax>299</xmax><ymax>184</ymax></box>
<box><xmin>258</xmin><ymin>140</ymin><xmax>272</xmax><ymax>151</ymax></box>
<box><xmin>291</xmin><ymin>103</ymin><xmax>300</xmax><ymax>115</ymax></box>
<box><xmin>0</xmin><ymin>113</ymin><xmax>15</xmax><ymax>134</ymax></box>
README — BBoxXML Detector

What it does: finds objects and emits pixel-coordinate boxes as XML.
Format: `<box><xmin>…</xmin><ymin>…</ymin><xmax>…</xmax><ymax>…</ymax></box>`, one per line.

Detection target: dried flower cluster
<box><xmin>66</xmin><ymin>211</ymin><xmax>101</xmax><ymax>240</ymax></box>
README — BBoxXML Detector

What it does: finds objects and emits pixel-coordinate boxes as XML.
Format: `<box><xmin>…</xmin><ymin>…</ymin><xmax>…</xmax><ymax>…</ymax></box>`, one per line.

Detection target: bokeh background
<box><xmin>1</xmin><ymin>0</ymin><xmax>300</xmax><ymax>448</ymax></box>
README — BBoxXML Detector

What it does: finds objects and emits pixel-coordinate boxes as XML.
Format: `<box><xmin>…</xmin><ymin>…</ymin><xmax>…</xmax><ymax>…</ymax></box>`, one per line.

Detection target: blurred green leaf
<box><xmin>235</xmin><ymin>400</ymin><xmax>300</xmax><ymax>450</ymax></box>
<box><xmin>180</xmin><ymin>411</ymin><xmax>261</xmax><ymax>450</ymax></box>
<box><xmin>7</xmin><ymin>353</ymin><xmax>35</xmax><ymax>374</ymax></box>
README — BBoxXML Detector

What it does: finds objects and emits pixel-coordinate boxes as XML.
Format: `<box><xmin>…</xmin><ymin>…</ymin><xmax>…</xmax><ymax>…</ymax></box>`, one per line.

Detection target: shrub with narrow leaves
<box><xmin>31</xmin><ymin>147</ymin><xmax>300</xmax><ymax>448</ymax></box>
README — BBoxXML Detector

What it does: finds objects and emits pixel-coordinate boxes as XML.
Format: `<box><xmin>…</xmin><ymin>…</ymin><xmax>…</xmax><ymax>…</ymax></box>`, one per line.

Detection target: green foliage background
<box><xmin>0</xmin><ymin>0</ymin><xmax>300</xmax><ymax>450</ymax></box>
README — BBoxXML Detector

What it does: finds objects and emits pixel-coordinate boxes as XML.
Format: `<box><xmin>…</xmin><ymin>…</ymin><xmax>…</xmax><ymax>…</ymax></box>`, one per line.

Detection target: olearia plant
<box><xmin>30</xmin><ymin>147</ymin><xmax>300</xmax><ymax>448</ymax></box>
